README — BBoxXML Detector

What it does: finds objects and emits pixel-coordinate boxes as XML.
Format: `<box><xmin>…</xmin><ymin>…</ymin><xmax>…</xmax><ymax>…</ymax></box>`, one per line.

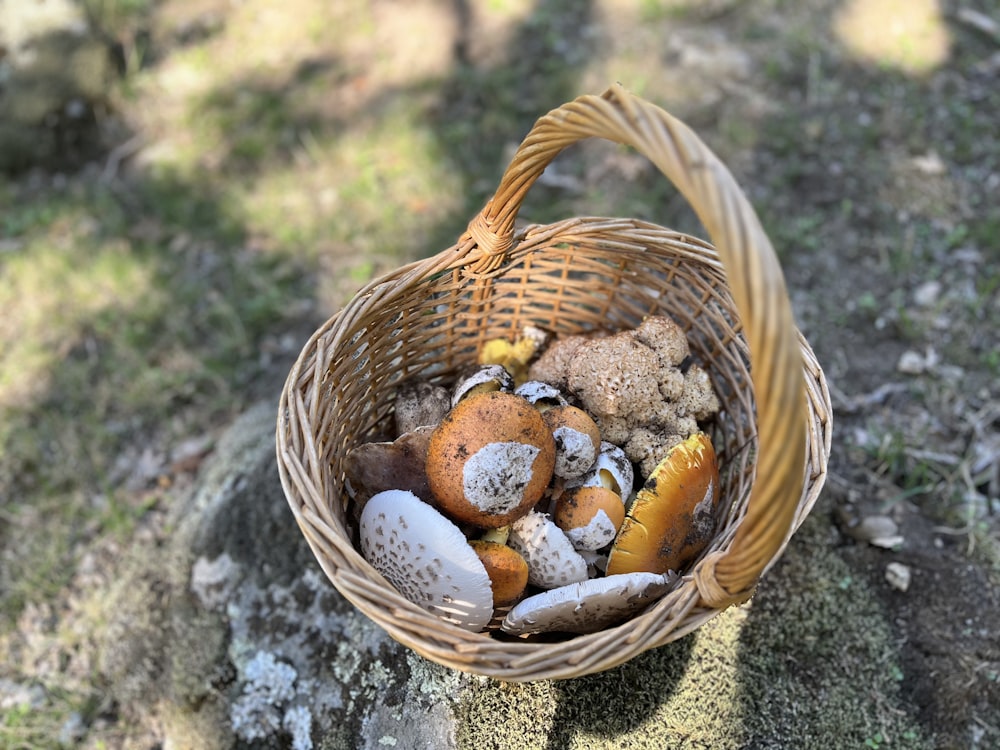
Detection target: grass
<box><xmin>0</xmin><ymin>172</ymin><xmax>311</xmax><ymax>622</ymax></box>
<box><xmin>454</xmin><ymin>516</ymin><xmax>931</xmax><ymax>749</ymax></box>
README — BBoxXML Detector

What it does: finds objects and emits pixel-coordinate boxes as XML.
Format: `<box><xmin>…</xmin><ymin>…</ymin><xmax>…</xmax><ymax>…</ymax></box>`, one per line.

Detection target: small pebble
<box><xmin>912</xmin><ymin>280</ymin><xmax>942</xmax><ymax>307</ymax></box>
<box><xmin>897</xmin><ymin>348</ymin><xmax>938</xmax><ymax>374</ymax></box>
<box><xmin>885</xmin><ymin>562</ymin><xmax>911</xmax><ymax>592</ymax></box>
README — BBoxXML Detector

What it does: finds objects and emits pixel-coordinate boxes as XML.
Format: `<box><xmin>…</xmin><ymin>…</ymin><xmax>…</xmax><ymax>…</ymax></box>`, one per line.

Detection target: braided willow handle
<box><xmin>462</xmin><ymin>85</ymin><xmax>807</xmax><ymax>608</ymax></box>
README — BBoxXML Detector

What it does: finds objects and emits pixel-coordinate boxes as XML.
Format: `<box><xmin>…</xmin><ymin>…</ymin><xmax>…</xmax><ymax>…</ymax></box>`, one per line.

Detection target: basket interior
<box><xmin>317</xmin><ymin>217</ymin><xmax>757</xmax><ymax>566</ymax></box>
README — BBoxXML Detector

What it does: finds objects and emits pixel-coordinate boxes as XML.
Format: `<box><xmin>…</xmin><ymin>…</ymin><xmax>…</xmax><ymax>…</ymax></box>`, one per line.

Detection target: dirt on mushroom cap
<box><xmin>426</xmin><ymin>391</ymin><xmax>556</xmax><ymax>528</ymax></box>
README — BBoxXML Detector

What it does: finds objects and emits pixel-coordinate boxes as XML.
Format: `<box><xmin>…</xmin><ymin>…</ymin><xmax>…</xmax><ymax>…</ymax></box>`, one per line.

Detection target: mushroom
<box><xmin>578</xmin><ymin>548</ymin><xmax>609</xmax><ymax>577</ymax></box>
<box><xmin>500</xmin><ymin>571</ymin><xmax>676</xmax><ymax>636</ymax></box>
<box><xmin>527</xmin><ymin>334</ymin><xmax>591</xmax><ymax>389</ymax></box>
<box><xmin>425</xmin><ymin>391</ymin><xmax>556</xmax><ymax>528</ymax></box>
<box><xmin>469</xmin><ymin>540</ymin><xmax>529</xmax><ymax>607</ymax></box>
<box><xmin>553</xmin><ymin>485</ymin><xmax>626</xmax><ymax>551</ymax></box>
<box><xmin>393</xmin><ymin>380</ymin><xmax>451</xmax><ymax>436</ymax></box>
<box><xmin>514</xmin><ymin>380</ymin><xmax>568</xmax><ymax>410</ymax></box>
<box><xmin>541</xmin><ymin>405</ymin><xmax>602</xmax><ymax>479</ymax></box>
<box><xmin>344</xmin><ymin>425</ymin><xmax>434</xmax><ymax>507</ymax></box>
<box><xmin>478</xmin><ymin>327</ymin><xmax>549</xmax><ymax>384</ymax></box>
<box><xmin>507</xmin><ymin>511</ymin><xmax>589</xmax><ymax>589</ymax></box>
<box><xmin>606</xmin><ymin>431</ymin><xmax>720</xmax><ymax>576</ymax></box>
<box><xmin>527</xmin><ymin>317</ymin><xmax>721</xmax><ymax>474</ymax></box>
<box><xmin>358</xmin><ymin>489</ymin><xmax>494</xmax><ymax>632</ymax></box>
<box><xmin>566</xmin><ymin>441</ymin><xmax>635</xmax><ymax>499</ymax></box>
<box><xmin>451</xmin><ymin>364</ymin><xmax>515</xmax><ymax>406</ymax></box>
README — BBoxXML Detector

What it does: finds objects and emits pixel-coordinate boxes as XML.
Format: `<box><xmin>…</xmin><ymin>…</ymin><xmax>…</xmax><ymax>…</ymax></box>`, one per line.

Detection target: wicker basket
<box><xmin>276</xmin><ymin>85</ymin><xmax>832</xmax><ymax>681</ymax></box>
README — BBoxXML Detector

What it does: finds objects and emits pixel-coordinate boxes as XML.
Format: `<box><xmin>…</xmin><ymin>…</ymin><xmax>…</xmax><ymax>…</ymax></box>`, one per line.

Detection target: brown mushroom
<box><xmin>426</xmin><ymin>391</ymin><xmax>556</xmax><ymax>528</ymax></box>
<box><xmin>605</xmin><ymin>431</ymin><xmax>720</xmax><ymax>576</ymax></box>
<box><xmin>393</xmin><ymin>380</ymin><xmax>451</xmax><ymax>436</ymax></box>
<box><xmin>343</xmin><ymin>425</ymin><xmax>434</xmax><ymax>506</ymax></box>
<box><xmin>469</xmin><ymin>540</ymin><xmax>530</xmax><ymax>606</ymax></box>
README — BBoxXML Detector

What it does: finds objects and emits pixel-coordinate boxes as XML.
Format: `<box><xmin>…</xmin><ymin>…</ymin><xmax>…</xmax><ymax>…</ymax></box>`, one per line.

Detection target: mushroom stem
<box><xmin>480</xmin><ymin>526</ymin><xmax>511</xmax><ymax>545</ymax></box>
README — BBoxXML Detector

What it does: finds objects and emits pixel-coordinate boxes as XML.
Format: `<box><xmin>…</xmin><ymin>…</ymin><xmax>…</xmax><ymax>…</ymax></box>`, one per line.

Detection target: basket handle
<box><xmin>461</xmin><ymin>85</ymin><xmax>807</xmax><ymax>609</ymax></box>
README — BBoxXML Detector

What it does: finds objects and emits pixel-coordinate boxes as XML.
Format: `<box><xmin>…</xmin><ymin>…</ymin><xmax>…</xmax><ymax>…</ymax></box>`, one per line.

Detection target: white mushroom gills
<box><xmin>501</xmin><ymin>571</ymin><xmax>676</xmax><ymax>636</ymax></box>
<box><xmin>463</xmin><ymin>441</ymin><xmax>541</xmax><ymax>515</ymax></box>
<box><xmin>359</xmin><ymin>489</ymin><xmax>494</xmax><ymax>632</ymax></box>
<box><xmin>508</xmin><ymin>511</ymin><xmax>588</xmax><ymax>589</ymax></box>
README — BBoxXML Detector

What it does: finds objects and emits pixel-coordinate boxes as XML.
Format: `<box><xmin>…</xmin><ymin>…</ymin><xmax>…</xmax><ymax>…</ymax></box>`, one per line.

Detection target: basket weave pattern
<box><xmin>277</xmin><ymin>86</ymin><xmax>832</xmax><ymax>680</ymax></box>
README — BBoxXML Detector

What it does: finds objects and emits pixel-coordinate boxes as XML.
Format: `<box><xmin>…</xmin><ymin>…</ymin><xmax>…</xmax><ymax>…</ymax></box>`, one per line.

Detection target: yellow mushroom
<box><xmin>606</xmin><ymin>432</ymin><xmax>720</xmax><ymax>576</ymax></box>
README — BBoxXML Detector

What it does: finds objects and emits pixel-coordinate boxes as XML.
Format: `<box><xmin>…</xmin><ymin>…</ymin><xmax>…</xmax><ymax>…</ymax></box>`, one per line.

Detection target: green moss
<box><xmin>454</xmin><ymin>516</ymin><xmax>930</xmax><ymax>749</ymax></box>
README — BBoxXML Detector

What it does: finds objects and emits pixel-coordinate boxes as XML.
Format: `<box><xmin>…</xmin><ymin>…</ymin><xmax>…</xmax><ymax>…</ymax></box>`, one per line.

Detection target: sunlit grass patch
<box><xmin>238</xmin><ymin>111</ymin><xmax>465</xmax><ymax>266</ymax></box>
<box><xmin>834</xmin><ymin>0</ymin><xmax>950</xmax><ymax>75</ymax></box>
<box><xmin>0</xmin><ymin>224</ymin><xmax>155</xmax><ymax>410</ymax></box>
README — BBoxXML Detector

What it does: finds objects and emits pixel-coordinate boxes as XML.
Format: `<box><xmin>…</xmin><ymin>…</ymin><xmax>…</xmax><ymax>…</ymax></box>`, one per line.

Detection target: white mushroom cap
<box><xmin>565</xmin><ymin>441</ymin><xmax>635</xmax><ymax>498</ymax></box>
<box><xmin>508</xmin><ymin>511</ymin><xmax>588</xmax><ymax>589</ymax></box>
<box><xmin>359</xmin><ymin>489</ymin><xmax>493</xmax><ymax>632</ymax></box>
<box><xmin>514</xmin><ymin>380</ymin><xmax>568</xmax><ymax>409</ymax></box>
<box><xmin>578</xmin><ymin>548</ymin><xmax>608</xmax><ymax>577</ymax></box>
<box><xmin>451</xmin><ymin>364</ymin><xmax>515</xmax><ymax>406</ymax></box>
<box><xmin>500</xmin><ymin>571</ymin><xmax>676</xmax><ymax>636</ymax></box>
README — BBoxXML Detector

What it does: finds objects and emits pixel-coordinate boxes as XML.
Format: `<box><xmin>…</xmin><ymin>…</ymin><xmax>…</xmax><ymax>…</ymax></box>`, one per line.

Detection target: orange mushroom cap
<box><xmin>426</xmin><ymin>391</ymin><xmax>556</xmax><ymax>528</ymax></box>
<box><xmin>606</xmin><ymin>431</ymin><xmax>720</xmax><ymax>576</ymax></box>
<box><xmin>469</xmin><ymin>540</ymin><xmax>530</xmax><ymax>606</ymax></box>
<box><xmin>553</xmin><ymin>486</ymin><xmax>626</xmax><ymax>551</ymax></box>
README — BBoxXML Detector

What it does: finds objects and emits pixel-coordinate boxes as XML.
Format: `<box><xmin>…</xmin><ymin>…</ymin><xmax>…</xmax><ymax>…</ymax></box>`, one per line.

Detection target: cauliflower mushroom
<box><xmin>565</xmin><ymin>331</ymin><xmax>665</xmax><ymax>422</ymax></box>
<box><xmin>633</xmin><ymin>314</ymin><xmax>690</xmax><ymax>368</ymax></box>
<box><xmin>526</xmin><ymin>334</ymin><xmax>591</xmax><ymax>388</ymax></box>
<box><xmin>535</xmin><ymin>316</ymin><xmax>721</xmax><ymax>474</ymax></box>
